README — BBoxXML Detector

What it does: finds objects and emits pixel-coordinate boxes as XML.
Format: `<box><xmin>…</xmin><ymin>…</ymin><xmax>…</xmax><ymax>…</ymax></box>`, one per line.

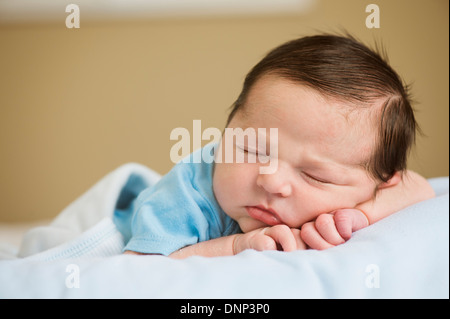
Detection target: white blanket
<box><xmin>15</xmin><ymin>163</ymin><xmax>160</xmax><ymax>259</ymax></box>
<box><xmin>0</xmin><ymin>163</ymin><xmax>448</xmax><ymax>298</ymax></box>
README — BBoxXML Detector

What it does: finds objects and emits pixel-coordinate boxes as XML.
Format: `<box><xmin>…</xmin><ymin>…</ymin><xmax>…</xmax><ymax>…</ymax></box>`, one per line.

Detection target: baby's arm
<box><xmin>123</xmin><ymin>237</ymin><xmax>238</xmax><ymax>258</ymax></box>
<box><xmin>125</xmin><ymin>225</ymin><xmax>306</xmax><ymax>259</ymax></box>
<box><xmin>123</xmin><ymin>237</ymin><xmax>237</xmax><ymax>258</ymax></box>
<box><xmin>356</xmin><ymin>170</ymin><xmax>435</xmax><ymax>224</ymax></box>
<box><xmin>301</xmin><ymin>170</ymin><xmax>435</xmax><ymax>249</ymax></box>
<box><xmin>169</xmin><ymin>225</ymin><xmax>306</xmax><ymax>259</ymax></box>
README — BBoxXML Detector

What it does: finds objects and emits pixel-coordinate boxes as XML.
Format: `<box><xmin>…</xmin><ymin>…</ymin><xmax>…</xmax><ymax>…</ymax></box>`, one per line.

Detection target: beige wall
<box><xmin>0</xmin><ymin>0</ymin><xmax>448</xmax><ymax>222</ymax></box>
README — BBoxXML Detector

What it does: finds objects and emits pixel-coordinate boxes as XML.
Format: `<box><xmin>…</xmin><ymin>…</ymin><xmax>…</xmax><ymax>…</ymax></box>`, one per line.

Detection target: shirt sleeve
<box><xmin>123</xmin><ymin>161</ymin><xmax>213</xmax><ymax>256</ymax></box>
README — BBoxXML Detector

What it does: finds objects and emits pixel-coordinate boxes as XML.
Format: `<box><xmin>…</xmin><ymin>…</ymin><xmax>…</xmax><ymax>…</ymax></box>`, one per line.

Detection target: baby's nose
<box><xmin>256</xmin><ymin>166</ymin><xmax>292</xmax><ymax>197</ymax></box>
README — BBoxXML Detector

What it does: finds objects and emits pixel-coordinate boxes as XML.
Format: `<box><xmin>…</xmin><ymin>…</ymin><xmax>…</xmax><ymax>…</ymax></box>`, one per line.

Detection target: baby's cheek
<box><xmin>213</xmin><ymin>165</ymin><xmax>236</xmax><ymax>207</ymax></box>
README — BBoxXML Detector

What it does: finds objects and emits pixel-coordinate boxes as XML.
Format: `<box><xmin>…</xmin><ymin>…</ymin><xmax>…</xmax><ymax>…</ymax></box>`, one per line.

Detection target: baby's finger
<box><xmin>290</xmin><ymin>228</ymin><xmax>307</xmax><ymax>250</ymax></box>
<box><xmin>264</xmin><ymin>225</ymin><xmax>297</xmax><ymax>252</ymax></box>
<box><xmin>334</xmin><ymin>209</ymin><xmax>369</xmax><ymax>240</ymax></box>
<box><xmin>314</xmin><ymin>214</ymin><xmax>346</xmax><ymax>246</ymax></box>
<box><xmin>300</xmin><ymin>222</ymin><xmax>335</xmax><ymax>250</ymax></box>
<box><xmin>250</xmin><ymin>231</ymin><xmax>277</xmax><ymax>251</ymax></box>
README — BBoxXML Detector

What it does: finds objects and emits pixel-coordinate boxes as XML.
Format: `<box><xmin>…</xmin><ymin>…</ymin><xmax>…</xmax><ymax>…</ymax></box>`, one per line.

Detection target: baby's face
<box><xmin>213</xmin><ymin>75</ymin><xmax>380</xmax><ymax>233</ymax></box>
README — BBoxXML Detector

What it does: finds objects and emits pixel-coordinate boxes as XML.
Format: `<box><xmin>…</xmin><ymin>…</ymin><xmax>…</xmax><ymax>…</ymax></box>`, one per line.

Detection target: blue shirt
<box><xmin>114</xmin><ymin>143</ymin><xmax>241</xmax><ymax>255</ymax></box>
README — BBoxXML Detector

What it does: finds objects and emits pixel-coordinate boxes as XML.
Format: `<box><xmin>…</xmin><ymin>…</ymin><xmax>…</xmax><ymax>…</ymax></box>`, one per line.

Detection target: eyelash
<box><xmin>242</xmin><ymin>148</ymin><xmax>256</xmax><ymax>154</ymax></box>
<box><xmin>302</xmin><ymin>172</ymin><xmax>329</xmax><ymax>184</ymax></box>
<box><xmin>237</xmin><ymin>146</ymin><xmax>267</xmax><ymax>156</ymax></box>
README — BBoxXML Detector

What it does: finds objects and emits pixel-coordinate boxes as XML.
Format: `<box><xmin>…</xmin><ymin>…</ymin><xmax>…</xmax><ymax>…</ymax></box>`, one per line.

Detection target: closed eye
<box><xmin>237</xmin><ymin>145</ymin><xmax>255</xmax><ymax>154</ymax></box>
<box><xmin>237</xmin><ymin>145</ymin><xmax>266</xmax><ymax>156</ymax></box>
<box><xmin>302</xmin><ymin>172</ymin><xmax>331</xmax><ymax>184</ymax></box>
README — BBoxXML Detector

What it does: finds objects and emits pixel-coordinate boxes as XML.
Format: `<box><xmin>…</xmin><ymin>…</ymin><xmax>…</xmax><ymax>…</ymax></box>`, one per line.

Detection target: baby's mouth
<box><xmin>245</xmin><ymin>205</ymin><xmax>283</xmax><ymax>226</ymax></box>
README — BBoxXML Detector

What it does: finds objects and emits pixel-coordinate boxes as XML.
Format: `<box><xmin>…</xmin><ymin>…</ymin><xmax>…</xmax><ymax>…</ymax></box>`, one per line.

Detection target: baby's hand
<box><xmin>300</xmin><ymin>209</ymin><xmax>369</xmax><ymax>250</ymax></box>
<box><xmin>233</xmin><ymin>225</ymin><xmax>307</xmax><ymax>254</ymax></box>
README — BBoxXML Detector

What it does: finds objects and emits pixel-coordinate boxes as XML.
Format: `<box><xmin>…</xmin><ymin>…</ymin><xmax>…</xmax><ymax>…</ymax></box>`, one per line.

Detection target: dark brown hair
<box><xmin>227</xmin><ymin>34</ymin><xmax>417</xmax><ymax>183</ymax></box>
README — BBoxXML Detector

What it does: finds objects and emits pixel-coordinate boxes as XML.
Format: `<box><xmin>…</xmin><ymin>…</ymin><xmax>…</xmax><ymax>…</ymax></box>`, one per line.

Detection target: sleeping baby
<box><xmin>116</xmin><ymin>34</ymin><xmax>435</xmax><ymax>258</ymax></box>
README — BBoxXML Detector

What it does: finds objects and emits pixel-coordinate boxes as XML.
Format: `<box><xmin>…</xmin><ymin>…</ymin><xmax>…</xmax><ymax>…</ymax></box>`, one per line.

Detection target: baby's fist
<box><xmin>333</xmin><ymin>208</ymin><xmax>369</xmax><ymax>240</ymax></box>
<box><xmin>300</xmin><ymin>209</ymin><xmax>369</xmax><ymax>250</ymax></box>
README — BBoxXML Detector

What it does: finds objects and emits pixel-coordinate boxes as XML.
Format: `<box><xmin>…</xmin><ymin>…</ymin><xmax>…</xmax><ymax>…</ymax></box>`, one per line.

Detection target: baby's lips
<box><xmin>246</xmin><ymin>206</ymin><xmax>283</xmax><ymax>226</ymax></box>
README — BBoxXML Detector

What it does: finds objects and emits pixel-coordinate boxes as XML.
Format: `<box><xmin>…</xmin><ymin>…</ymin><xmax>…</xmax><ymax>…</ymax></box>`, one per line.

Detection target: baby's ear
<box><xmin>378</xmin><ymin>171</ymin><xmax>402</xmax><ymax>189</ymax></box>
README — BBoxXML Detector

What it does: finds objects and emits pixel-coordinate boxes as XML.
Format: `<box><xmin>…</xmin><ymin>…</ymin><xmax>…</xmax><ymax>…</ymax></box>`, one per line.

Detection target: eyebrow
<box><xmin>308</xmin><ymin>160</ymin><xmax>347</xmax><ymax>174</ymax></box>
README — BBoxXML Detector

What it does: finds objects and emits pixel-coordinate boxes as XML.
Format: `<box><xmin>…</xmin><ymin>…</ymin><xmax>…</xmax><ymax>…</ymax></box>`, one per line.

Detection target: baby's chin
<box><xmin>237</xmin><ymin>217</ymin><xmax>268</xmax><ymax>233</ymax></box>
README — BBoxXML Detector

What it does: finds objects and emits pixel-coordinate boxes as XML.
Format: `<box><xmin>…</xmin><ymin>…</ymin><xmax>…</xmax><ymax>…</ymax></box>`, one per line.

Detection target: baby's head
<box><xmin>213</xmin><ymin>34</ymin><xmax>417</xmax><ymax>232</ymax></box>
